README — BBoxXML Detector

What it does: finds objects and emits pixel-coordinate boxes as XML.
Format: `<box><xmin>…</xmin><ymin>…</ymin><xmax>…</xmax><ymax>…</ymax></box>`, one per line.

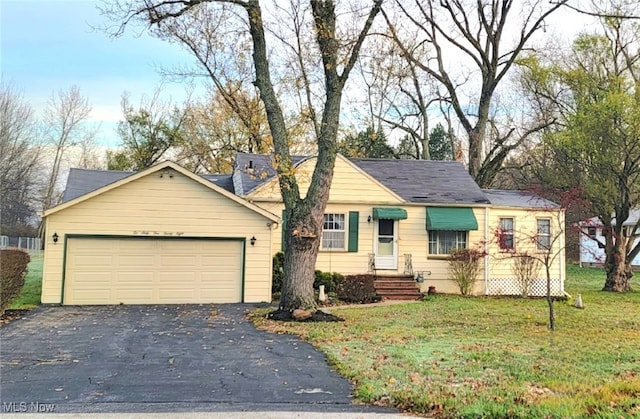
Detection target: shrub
<box><xmin>272</xmin><ymin>252</ymin><xmax>343</xmax><ymax>296</ymax></box>
<box><xmin>448</xmin><ymin>248</ymin><xmax>485</xmax><ymax>296</ymax></box>
<box><xmin>1</xmin><ymin>249</ymin><xmax>30</xmax><ymax>315</ymax></box>
<box><xmin>314</xmin><ymin>270</ymin><xmax>343</xmax><ymax>293</ymax></box>
<box><xmin>337</xmin><ymin>274</ymin><xmax>377</xmax><ymax>303</ymax></box>
<box><xmin>511</xmin><ymin>254</ymin><xmax>541</xmax><ymax>297</ymax></box>
<box><xmin>272</xmin><ymin>252</ymin><xmax>285</xmax><ymax>294</ymax></box>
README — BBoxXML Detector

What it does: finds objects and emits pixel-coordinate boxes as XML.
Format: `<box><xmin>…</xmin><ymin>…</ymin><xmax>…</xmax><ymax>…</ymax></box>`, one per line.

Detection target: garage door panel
<box><xmin>158</xmin><ymin>288</ymin><xmax>195</xmax><ymax>300</ymax></box>
<box><xmin>158</xmin><ymin>240</ymin><xmax>197</xmax><ymax>252</ymax></box>
<box><xmin>115</xmin><ymin>288</ymin><xmax>155</xmax><ymax>303</ymax></box>
<box><xmin>65</xmin><ymin>238</ymin><xmax>243</xmax><ymax>305</ymax></box>
<box><xmin>69</xmin><ymin>272</ymin><xmax>112</xmax><ymax>283</ymax></box>
<box><xmin>75</xmin><ymin>255</ymin><xmax>113</xmax><ymax>268</ymax></box>
<box><xmin>116</xmin><ymin>272</ymin><xmax>155</xmax><ymax>285</ymax></box>
<box><xmin>119</xmin><ymin>254</ymin><xmax>155</xmax><ymax>267</ymax></box>
<box><xmin>71</xmin><ymin>289</ymin><xmax>112</xmax><ymax>303</ymax></box>
<box><xmin>200</xmin><ymin>289</ymin><xmax>237</xmax><ymax>302</ymax></box>
<box><xmin>118</xmin><ymin>239</ymin><xmax>155</xmax><ymax>251</ymax></box>
<box><xmin>160</xmin><ymin>255</ymin><xmax>198</xmax><ymax>267</ymax></box>
<box><xmin>202</xmin><ymin>253</ymin><xmax>241</xmax><ymax>264</ymax></box>
<box><xmin>158</xmin><ymin>272</ymin><xmax>196</xmax><ymax>282</ymax></box>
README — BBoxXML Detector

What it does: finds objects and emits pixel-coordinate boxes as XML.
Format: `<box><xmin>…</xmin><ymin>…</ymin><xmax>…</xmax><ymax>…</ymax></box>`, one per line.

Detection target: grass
<box><xmin>8</xmin><ymin>255</ymin><xmax>43</xmax><ymax>309</ymax></box>
<box><xmin>252</xmin><ymin>265</ymin><xmax>640</xmax><ymax>418</ymax></box>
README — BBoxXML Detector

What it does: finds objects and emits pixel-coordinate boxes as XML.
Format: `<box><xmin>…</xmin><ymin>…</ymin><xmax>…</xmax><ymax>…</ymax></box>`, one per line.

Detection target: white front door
<box><xmin>375</xmin><ymin>219</ymin><xmax>398</xmax><ymax>270</ymax></box>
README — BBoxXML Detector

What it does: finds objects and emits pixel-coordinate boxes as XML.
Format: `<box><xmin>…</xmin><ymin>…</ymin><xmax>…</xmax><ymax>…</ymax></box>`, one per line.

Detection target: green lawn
<box><xmin>9</xmin><ymin>255</ymin><xmax>43</xmax><ymax>309</ymax></box>
<box><xmin>253</xmin><ymin>266</ymin><xmax>640</xmax><ymax>418</ymax></box>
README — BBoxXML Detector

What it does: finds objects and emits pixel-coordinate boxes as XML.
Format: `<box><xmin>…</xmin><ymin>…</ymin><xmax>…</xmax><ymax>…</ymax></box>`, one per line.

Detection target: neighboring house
<box><xmin>578</xmin><ymin>211</ymin><xmax>640</xmax><ymax>267</ymax></box>
<box><xmin>41</xmin><ymin>153</ymin><xmax>566</xmax><ymax>305</ymax></box>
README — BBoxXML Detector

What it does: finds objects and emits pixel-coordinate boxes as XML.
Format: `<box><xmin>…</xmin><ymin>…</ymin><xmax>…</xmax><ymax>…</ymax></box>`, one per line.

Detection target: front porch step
<box><xmin>374</xmin><ymin>276</ymin><xmax>422</xmax><ymax>301</ymax></box>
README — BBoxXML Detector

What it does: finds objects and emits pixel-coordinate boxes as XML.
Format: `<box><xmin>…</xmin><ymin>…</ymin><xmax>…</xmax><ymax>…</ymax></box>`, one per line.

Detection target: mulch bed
<box><xmin>267</xmin><ymin>309</ymin><xmax>344</xmax><ymax>322</ymax></box>
<box><xmin>0</xmin><ymin>309</ymin><xmax>29</xmax><ymax>327</ymax></box>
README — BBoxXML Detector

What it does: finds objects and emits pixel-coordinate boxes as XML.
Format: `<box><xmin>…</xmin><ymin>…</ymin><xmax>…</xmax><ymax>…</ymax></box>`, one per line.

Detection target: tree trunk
<box><xmin>603</xmin><ymin>246</ymin><xmax>633</xmax><ymax>291</ymax></box>
<box><xmin>279</xmin><ymin>215</ymin><xmax>320</xmax><ymax>311</ymax></box>
<box><xmin>545</xmin><ymin>259</ymin><xmax>555</xmax><ymax>331</ymax></box>
<box><xmin>468</xmin><ymin>127</ymin><xmax>482</xmax><ymax>180</ymax></box>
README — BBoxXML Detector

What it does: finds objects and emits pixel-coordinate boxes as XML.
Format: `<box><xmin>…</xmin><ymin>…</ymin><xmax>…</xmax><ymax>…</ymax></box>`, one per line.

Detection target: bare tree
<box><xmin>103</xmin><ymin>0</ymin><xmax>384</xmax><ymax>312</ymax></box>
<box><xmin>42</xmin><ymin>86</ymin><xmax>94</xmax><ymax>210</ymax></box>
<box><xmin>382</xmin><ymin>0</ymin><xmax>569</xmax><ymax>186</ymax></box>
<box><xmin>0</xmin><ymin>84</ymin><xmax>43</xmax><ymax>228</ymax></box>
<box><xmin>356</xmin><ymin>28</ymin><xmax>442</xmax><ymax>159</ymax></box>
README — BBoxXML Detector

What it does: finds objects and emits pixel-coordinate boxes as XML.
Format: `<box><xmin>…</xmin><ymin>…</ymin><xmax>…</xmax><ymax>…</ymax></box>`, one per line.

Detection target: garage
<box><xmin>64</xmin><ymin>237</ymin><xmax>243</xmax><ymax>305</ymax></box>
<box><xmin>41</xmin><ymin>161</ymin><xmax>278</xmax><ymax>305</ymax></box>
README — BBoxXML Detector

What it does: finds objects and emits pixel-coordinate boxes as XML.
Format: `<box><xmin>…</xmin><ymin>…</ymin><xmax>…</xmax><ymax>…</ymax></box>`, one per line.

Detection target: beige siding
<box><xmin>42</xmin><ymin>168</ymin><xmax>273</xmax><ymax>304</ymax></box>
<box><xmin>247</xmin><ymin>156</ymin><xmax>402</xmax><ymax>204</ymax></box>
<box><xmin>246</xmin><ymin>156</ymin><xmax>565</xmax><ymax>297</ymax></box>
<box><xmin>410</xmin><ymin>207</ymin><xmax>488</xmax><ymax>295</ymax></box>
<box><xmin>254</xmin><ymin>201</ymin><xmax>490</xmax><ymax>294</ymax></box>
<box><xmin>484</xmin><ymin>207</ymin><xmax>565</xmax><ymax>296</ymax></box>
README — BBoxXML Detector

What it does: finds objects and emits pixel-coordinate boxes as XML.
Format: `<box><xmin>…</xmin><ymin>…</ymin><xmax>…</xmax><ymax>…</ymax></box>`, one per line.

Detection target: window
<box><xmin>536</xmin><ymin>219</ymin><xmax>551</xmax><ymax>250</ymax></box>
<box><xmin>499</xmin><ymin>218</ymin><xmax>514</xmax><ymax>250</ymax></box>
<box><xmin>429</xmin><ymin>230</ymin><xmax>467</xmax><ymax>254</ymax></box>
<box><xmin>322</xmin><ymin>213</ymin><xmax>345</xmax><ymax>250</ymax></box>
<box><xmin>587</xmin><ymin>227</ymin><xmax>597</xmax><ymax>239</ymax></box>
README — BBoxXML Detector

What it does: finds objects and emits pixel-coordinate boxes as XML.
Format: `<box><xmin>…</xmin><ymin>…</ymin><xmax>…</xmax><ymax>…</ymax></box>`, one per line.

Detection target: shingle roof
<box><xmin>233</xmin><ymin>153</ymin><xmax>307</xmax><ymax>195</ymax></box>
<box><xmin>234</xmin><ymin>153</ymin><xmax>490</xmax><ymax>204</ymax></box>
<box><xmin>60</xmin><ymin>155</ymin><xmax>558</xmax><ymax>210</ymax></box>
<box><xmin>201</xmin><ymin>174</ymin><xmax>235</xmax><ymax>194</ymax></box>
<box><xmin>482</xmin><ymin>189</ymin><xmax>560</xmax><ymax>209</ymax></box>
<box><xmin>62</xmin><ymin>168</ymin><xmax>133</xmax><ymax>203</ymax></box>
<box><xmin>350</xmin><ymin>158</ymin><xmax>490</xmax><ymax>204</ymax></box>
<box><xmin>61</xmin><ymin>168</ymin><xmax>235</xmax><ymax>203</ymax></box>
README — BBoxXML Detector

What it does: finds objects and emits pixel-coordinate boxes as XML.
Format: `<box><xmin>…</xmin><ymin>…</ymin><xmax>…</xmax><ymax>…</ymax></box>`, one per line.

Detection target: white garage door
<box><xmin>64</xmin><ymin>237</ymin><xmax>243</xmax><ymax>305</ymax></box>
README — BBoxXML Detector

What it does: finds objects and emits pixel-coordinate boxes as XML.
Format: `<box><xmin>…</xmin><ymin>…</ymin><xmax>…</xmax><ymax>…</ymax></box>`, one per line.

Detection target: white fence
<box><xmin>0</xmin><ymin>236</ymin><xmax>42</xmax><ymax>255</ymax></box>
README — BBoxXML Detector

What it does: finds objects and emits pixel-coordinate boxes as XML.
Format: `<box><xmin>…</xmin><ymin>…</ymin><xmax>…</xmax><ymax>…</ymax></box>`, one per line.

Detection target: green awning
<box><xmin>373</xmin><ymin>207</ymin><xmax>408</xmax><ymax>220</ymax></box>
<box><xmin>426</xmin><ymin>207</ymin><xmax>478</xmax><ymax>231</ymax></box>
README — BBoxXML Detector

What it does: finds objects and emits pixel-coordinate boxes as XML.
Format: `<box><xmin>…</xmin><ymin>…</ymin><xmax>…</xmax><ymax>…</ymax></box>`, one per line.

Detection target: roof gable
<box><xmin>62</xmin><ymin>168</ymin><xmax>234</xmax><ymax>204</ymax></box>
<box><xmin>44</xmin><ymin>161</ymin><xmax>277</xmax><ymax>221</ymax></box>
<box><xmin>243</xmin><ymin>154</ymin><xmax>404</xmax><ymax>203</ymax></box>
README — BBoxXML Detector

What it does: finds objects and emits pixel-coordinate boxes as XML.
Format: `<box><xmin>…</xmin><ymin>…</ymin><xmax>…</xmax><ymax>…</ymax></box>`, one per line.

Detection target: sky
<box><xmin>1</xmin><ymin>0</ymin><xmax>199</xmax><ymax>148</ymax></box>
<box><xmin>1</xmin><ymin>1</ymin><xmax>597</xmax><ymax>151</ymax></box>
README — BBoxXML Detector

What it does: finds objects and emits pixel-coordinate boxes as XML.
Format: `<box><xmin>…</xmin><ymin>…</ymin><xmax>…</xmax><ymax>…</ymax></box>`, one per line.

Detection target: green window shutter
<box><xmin>281</xmin><ymin>209</ymin><xmax>287</xmax><ymax>251</ymax></box>
<box><xmin>348</xmin><ymin>211</ymin><xmax>359</xmax><ymax>252</ymax></box>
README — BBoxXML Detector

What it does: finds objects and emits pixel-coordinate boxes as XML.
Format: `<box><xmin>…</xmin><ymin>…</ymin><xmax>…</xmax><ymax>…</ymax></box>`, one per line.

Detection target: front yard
<box><xmin>7</xmin><ymin>256</ymin><xmax>640</xmax><ymax>417</ymax></box>
<box><xmin>253</xmin><ymin>266</ymin><xmax>640</xmax><ymax>418</ymax></box>
<box><xmin>9</xmin><ymin>255</ymin><xmax>42</xmax><ymax>309</ymax></box>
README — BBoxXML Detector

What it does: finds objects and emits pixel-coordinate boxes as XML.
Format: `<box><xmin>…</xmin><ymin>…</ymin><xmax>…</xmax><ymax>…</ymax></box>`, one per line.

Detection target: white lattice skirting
<box><xmin>487</xmin><ymin>278</ymin><xmax>564</xmax><ymax>297</ymax></box>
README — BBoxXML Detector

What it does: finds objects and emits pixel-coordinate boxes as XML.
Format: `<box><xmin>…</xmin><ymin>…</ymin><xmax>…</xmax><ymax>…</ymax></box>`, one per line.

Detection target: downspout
<box><xmin>484</xmin><ymin>206</ymin><xmax>490</xmax><ymax>295</ymax></box>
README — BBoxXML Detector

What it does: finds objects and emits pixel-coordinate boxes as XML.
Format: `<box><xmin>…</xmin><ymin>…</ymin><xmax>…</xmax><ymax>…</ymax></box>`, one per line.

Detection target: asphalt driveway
<box><xmin>0</xmin><ymin>304</ymin><xmax>393</xmax><ymax>414</ymax></box>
